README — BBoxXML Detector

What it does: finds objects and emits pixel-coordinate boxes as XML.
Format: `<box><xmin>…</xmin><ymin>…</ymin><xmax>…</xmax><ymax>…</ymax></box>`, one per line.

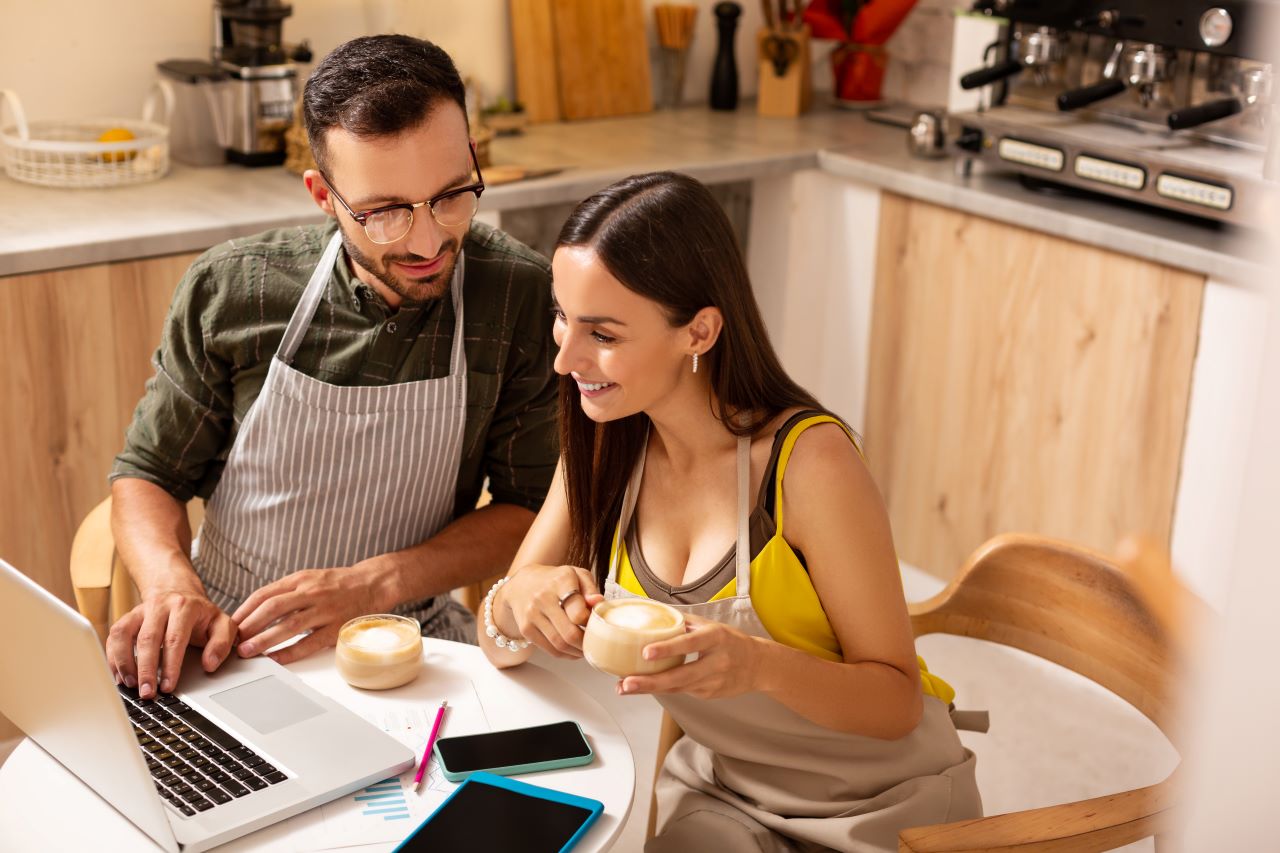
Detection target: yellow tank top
<box><xmin>612</xmin><ymin>412</ymin><xmax>955</xmax><ymax>705</ymax></box>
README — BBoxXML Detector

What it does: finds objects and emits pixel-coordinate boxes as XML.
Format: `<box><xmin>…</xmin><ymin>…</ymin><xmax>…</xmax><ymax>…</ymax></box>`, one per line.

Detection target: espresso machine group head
<box><xmin>952</xmin><ymin>0</ymin><xmax>1279</xmax><ymax>227</ymax></box>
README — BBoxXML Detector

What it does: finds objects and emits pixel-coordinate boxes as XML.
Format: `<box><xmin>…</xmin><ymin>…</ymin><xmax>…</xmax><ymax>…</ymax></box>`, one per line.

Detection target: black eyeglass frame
<box><xmin>319</xmin><ymin>144</ymin><xmax>486</xmax><ymax>242</ymax></box>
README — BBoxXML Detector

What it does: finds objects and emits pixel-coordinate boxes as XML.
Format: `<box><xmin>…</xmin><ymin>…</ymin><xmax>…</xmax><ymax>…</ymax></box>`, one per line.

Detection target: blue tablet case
<box><xmin>392</xmin><ymin>771</ymin><xmax>604</xmax><ymax>853</ymax></box>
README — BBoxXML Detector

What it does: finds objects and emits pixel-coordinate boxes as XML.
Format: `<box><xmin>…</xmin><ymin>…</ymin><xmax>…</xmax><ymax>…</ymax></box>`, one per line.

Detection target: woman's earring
<box><xmin>692</xmin><ymin>352</ymin><xmax>699</xmax><ymax>374</ymax></box>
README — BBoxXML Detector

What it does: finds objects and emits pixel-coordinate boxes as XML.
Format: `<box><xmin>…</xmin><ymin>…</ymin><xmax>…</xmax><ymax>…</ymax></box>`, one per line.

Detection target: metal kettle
<box><xmin>908</xmin><ymin>109</ymin><xmax>949</xmax><ymax>158</ymax></box>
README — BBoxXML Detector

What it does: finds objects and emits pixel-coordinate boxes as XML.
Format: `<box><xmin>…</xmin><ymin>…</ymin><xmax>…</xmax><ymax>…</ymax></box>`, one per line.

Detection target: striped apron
<box><xmin>192</xmin><ymin>231</ymin><xmax>475</xmax><ymax>642</ymax></box>
<box><xmin>607</xmin><ymin>436</ymin><xmax>981</xmax><ymax>852</ymax></box>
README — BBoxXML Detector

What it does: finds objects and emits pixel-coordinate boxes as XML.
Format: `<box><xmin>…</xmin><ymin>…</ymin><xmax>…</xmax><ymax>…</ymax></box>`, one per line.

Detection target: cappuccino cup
<box><xmin>582</xmin><ymin>599</ymin><xmax>685</xmax><ymax>678</ymax></box>
<box><xmin>335</xmin><ymin>614</ymin><xmax>423</xmax><ymax>690</ymax></box>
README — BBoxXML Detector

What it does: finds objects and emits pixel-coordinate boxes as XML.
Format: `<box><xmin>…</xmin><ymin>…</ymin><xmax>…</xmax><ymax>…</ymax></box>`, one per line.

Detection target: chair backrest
<box><xmin>454</xmin><ymin>485</ymin><xmax>500</xmax><ymax>615</ymax></box>
<box><xmin>908</xmin><ymin>532</ymin><xmax>1195</xmax><ymax>745</ymax></box>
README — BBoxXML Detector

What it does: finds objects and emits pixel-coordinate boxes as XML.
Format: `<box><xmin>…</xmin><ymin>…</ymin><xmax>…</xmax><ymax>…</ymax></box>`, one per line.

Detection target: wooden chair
<box><xmin>645</xmin><ymin>533</ymin><xmax>1200</xmax><ymax>852</ymax></box>
<box><xmin>452</xmin><ymin>485</ymin><xmax>504</xmax><ymax>615</ymax></box>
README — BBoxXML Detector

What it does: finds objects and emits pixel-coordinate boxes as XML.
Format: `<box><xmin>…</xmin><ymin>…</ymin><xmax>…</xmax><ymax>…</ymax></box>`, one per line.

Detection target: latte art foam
<box><xmin>345</xmin><ymin>622</ymin><xmax>417</xmax><ymax>651</ymax></box>
<box><xmin>335</xmin><ymin>614</ymin><xmax>423</xmax><ymax>690</ymax></box>
<box><xmin>582</xmin><ymin>599</ymin><xmax>685</xmax><ymax>678</ymax></box>
<box><xmin>603</xmin><ymin>601</ymin><xmax>678</xmax><ymax>631</ymax></box>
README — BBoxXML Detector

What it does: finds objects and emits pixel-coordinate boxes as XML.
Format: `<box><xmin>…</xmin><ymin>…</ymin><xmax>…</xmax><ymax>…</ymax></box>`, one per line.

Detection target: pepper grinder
<box><xmin>710</xmin><ymin>1</ymin><xmax>742</xmax><ymax>110</ymax></box>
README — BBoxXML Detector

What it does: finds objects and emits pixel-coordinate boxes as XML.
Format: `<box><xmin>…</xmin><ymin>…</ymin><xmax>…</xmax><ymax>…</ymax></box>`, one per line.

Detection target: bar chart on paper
<box><xmin>319</xmin><ymin>772</ymin><xmax>441</xmax><ymax>846</ymax></box>
<box><xmin>316</xmin><ymin>679</ymin><xmax>491</xmax><ymax>845</ymax></box>
<box><xmin>355</xmin><ymin>777</ymin><xmax>413</xmax><ymax>821</ymax></box>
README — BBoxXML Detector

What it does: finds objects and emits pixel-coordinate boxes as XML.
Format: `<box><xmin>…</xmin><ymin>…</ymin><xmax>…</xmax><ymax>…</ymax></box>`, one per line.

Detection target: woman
<box><xmin>478</xmin><ymin>172</ymin><xmax>980</xmax><ymax>852</ymax></box>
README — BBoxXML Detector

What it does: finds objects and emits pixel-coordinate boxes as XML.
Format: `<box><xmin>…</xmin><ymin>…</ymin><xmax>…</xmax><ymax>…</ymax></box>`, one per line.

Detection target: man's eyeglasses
<box><xmin>321</xmin><ymin>146</ymin><xmax>486</xmax><ymax>245</ymax></box>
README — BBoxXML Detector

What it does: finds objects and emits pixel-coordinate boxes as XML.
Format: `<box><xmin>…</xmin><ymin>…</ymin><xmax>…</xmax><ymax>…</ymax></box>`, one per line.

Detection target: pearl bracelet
<box><xmin>483</xmin><ymin>577</ymin><xmax>529</xmax><ymax>651</ymax></box>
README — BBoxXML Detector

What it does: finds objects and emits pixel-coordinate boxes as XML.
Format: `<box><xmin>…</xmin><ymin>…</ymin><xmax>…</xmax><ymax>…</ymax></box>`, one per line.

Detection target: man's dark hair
<box><xmin>303</xmin><ymin>34</ymin><xmax>468</xmax><ymax>173</ymax></box>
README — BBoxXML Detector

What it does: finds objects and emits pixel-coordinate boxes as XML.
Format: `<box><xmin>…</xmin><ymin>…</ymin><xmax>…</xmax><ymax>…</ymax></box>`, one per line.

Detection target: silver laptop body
<box><xmin>0</xmin><ymin>559</ymin><xmax>415</xmax><ymax>852</ymax></box>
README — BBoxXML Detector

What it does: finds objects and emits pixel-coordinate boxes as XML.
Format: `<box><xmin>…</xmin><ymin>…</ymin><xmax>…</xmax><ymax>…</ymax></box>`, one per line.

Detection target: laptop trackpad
<box><xmin>209</xmin><ymin>675</ymin><xmax>326</xmax><ymax>735</ymax></box>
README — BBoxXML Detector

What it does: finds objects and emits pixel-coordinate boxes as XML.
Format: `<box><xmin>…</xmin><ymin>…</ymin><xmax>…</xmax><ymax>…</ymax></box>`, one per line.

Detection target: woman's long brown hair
<box><xmin>556</xmin><ymin>172</ymin><xmax>820</xmax><ymax>587</ymax></box>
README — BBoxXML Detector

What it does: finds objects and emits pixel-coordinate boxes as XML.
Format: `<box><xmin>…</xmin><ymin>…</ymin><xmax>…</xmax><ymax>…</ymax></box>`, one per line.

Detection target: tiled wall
<box><xmin>880</xmin><ymin>0</ymin><xmax>971</xmax><ymax>107</ymax></box>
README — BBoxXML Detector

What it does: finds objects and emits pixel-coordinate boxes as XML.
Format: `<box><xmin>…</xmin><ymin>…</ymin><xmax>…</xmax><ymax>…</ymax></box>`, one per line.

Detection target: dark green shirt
<box><xmin>111</xmin><ymin>220</ymin><xmax>558</xmax><ymax>517</ymax></box>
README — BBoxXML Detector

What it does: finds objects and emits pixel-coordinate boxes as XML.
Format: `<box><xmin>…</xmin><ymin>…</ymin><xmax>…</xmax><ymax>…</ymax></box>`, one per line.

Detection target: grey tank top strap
<box><xmin>734</xmin><ymin>434</ymin><xmax>750</xmax><ymax>596</ymax></box>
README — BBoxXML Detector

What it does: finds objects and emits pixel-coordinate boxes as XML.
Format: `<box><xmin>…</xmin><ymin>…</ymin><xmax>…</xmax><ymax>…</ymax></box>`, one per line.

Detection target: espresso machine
<box><xmin>159</xmin><ymin>0</ymin><xmax>310</xmax><ymax>167</ymax></box>
<box><xmin>952</xmin><ymin>0</ymin><xmax>1279</xmax><ymax>227</ymax></box>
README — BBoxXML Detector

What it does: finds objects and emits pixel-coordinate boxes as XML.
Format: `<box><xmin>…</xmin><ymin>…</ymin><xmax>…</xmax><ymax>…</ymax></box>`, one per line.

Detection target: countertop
<box><xmin>0</xmin><ymin>105</ymin><xmax>1267</xmax><ymax>282</ymax></box>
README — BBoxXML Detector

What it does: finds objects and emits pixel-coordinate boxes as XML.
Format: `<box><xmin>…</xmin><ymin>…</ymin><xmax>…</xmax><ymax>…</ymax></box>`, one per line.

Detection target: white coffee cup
<box><xmin>335</xmin><ymin>614</ymin><xmax>423</xmax><ymax>690</ymax></box>
<box><xmin>582</xmin><ymin>599</ymin><xmax>685</xmax><ymax>678</ymax></box>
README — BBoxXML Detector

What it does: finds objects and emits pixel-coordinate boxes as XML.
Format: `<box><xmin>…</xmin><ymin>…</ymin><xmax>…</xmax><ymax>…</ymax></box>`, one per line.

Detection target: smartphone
<box><xmin>432</xmin><ymin>720</ymin><xmax>594</xmax><ymax>782</ymax></box>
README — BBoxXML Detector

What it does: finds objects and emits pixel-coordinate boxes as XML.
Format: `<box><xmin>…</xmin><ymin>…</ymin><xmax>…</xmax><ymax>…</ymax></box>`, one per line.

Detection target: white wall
<box><xmin>747</xmin><ymin>170</ymin><xmax>880</xmax><ymax>432</ymax></box>
<box><xmin>1170</xmin><ymin>280</ymin><xmax>1270</xmax><ymax>612</ymax></box>
<box><xmin>1180</xmin><ymin>203</ymin><xmax>1280</xmax><ymax>848</ymax></box>
<box><xmin>1175</xmin><ymin>4</ymin><xmax>1280</xmax><ymax>836</ymax></box>
<box><xmin>880</xmin><ymin>0</ymin><xmax>969</xmax><ymax>108</ymax></box>
<box><xmin>0</xmin><ymin>0</ymin><xmax>511</xmax><ymax>123</ymax></box>
<box><xmin>0</xmin><ymin>0</ymin><xmax>827</xmax><ymax>127</ymax></box>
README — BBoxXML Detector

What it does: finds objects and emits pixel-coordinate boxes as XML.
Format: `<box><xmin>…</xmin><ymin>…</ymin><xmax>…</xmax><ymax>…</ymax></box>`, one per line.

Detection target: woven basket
<box><xmin>1</xmin><ymin>84</ymin><xmax>173</xmax><ymax>189</ymax></box>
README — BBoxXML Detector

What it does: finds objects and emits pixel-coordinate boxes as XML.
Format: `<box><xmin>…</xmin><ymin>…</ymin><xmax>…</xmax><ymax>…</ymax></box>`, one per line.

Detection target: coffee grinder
<box><xmin>213</xmin><ymin>0</ymin><xmax>311</xmax><ymax>166</ymax></box>
<box><xmin>160</xmin><ymin>0</ymin><xmax>310</xmax><ymax>167</ymax></box>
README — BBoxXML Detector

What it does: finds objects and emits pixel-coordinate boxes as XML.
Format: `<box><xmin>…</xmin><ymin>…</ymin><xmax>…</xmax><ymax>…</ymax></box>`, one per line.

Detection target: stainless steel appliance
<box><xmin>159</xmin><ymin>0</ymin><xmax>310</xmax><ymax>167</ymax></box>
<box><xmin>909</xmin><ymin>109</ymin><xmax>952</xmax><ymax>158</ymax></box>
<box><xmin>214</xmin><ymin>0</ymin><xmax>311</xmax><ymax>166</ymax></box>
<box><xmin>158</xmin><ymin>60</ymin><xmax>231</xmax><ymax>167</ymax></box>
<box><xmin>952</xmin><ymin>0</ymin><xmax>1279</xmax><ymax>227</ymax></box>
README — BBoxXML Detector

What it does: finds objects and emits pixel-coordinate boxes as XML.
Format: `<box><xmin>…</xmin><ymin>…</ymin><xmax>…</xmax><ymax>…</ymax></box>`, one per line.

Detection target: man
<box><xmin>106</xmin><ymin>35</ymin><xmax>557</xmax><ymax>700</ymax></box>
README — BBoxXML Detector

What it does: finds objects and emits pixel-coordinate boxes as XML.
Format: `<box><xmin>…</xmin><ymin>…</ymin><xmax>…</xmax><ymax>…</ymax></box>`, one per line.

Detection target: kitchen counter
<box><xmin>0</xmin><ymin>105</ymin><xmax>1267</xmax><ymax>282</ymax></box>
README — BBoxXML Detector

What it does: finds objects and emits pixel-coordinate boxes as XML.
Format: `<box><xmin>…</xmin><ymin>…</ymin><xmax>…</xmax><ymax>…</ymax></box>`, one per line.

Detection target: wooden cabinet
<box><xmin>865</xmin><ymin>194</ymin><xmax>1206</xmax><ymax>579</ymax></box>
<box><xmin>0</xmin><ymin>253</ymin><xmax>197</xmax><ymax>605</ymax></box>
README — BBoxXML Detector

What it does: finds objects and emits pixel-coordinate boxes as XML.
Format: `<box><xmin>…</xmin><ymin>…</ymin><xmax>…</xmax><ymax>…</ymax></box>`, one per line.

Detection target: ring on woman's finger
<box><xmin>557</xmin><ymin>590</ymin><xmax>580</xmax><ymax>607</ymax></box>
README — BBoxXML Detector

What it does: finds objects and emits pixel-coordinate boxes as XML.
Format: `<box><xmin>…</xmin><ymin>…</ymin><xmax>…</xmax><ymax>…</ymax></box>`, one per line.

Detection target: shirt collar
<box><xmin>321</xmin><ymin>220</ymin><xmax>390</xmax><ymax>313</ymax></box>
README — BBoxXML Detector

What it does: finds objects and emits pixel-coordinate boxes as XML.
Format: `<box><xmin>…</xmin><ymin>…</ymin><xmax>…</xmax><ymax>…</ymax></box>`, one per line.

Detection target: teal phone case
<box><xmin>433</xmin><ymin>721</ymin><xmax>594</xmax><ymax>782</ymax></box>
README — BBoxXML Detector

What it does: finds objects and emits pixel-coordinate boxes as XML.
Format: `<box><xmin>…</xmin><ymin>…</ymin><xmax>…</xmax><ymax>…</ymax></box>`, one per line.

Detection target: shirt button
<box><xmin>386</xmin><ymin>321</ymin><xmax>397</xmax><ymax>334</ymax></box>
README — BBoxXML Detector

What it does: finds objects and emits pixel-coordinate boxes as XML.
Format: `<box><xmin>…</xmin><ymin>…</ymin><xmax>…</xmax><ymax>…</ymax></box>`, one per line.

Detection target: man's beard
<box><xmin>339</xmin><ymin>226</ymin><xmax>459</xmax><ymax>305</ymax></box>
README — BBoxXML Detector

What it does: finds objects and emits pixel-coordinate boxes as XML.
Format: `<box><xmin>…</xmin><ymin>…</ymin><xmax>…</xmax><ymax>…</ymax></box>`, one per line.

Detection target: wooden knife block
<box><xmin>757</xmin><ymin>25</ymin><xmax>812</xmax><ymax>118</ymax></box>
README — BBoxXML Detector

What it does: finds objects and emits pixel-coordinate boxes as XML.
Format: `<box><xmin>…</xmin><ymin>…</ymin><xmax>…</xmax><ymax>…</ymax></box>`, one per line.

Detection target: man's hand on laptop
<box><xmin>231</xmin><ymin>564</ymin><xmax>396</xmax><ymax>666</ymax></box>
<box><xmin>106</xmin><ymin>583</ymin><xmax>238</xmax><ymax>699</ymax></box>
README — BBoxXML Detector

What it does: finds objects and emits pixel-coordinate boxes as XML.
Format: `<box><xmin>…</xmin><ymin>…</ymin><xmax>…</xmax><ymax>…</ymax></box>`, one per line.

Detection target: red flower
<box><xmin>802</xmin><ymin>0</ymin><xmax>919</xmax><ymax>101</ymax></box>
<box><xmin>802</xmin><ymin>0</ymin><xmax>918</xmax><ymax>46</ymax></box>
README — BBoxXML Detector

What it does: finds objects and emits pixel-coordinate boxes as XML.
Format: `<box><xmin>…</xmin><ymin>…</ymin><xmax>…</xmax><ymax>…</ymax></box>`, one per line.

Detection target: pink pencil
<box><xmin>413</xmin><ymin>700</ymin><xmax>448</xmax><ymax>790</ymax></box>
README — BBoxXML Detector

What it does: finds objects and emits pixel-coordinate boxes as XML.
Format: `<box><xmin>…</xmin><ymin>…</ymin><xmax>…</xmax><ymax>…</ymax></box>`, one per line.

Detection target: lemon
<box><xmin>98</xmin><ymin>127</ymin><xmax>137</xmax><ymax>163</ymax></box>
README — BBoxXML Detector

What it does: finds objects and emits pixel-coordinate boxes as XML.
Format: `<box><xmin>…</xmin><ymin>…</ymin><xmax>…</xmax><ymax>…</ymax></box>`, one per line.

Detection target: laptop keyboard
<box><xmin>118</xmin><ymin>684</ymin><xmax>288</xmax><ymax>817</ymax></box>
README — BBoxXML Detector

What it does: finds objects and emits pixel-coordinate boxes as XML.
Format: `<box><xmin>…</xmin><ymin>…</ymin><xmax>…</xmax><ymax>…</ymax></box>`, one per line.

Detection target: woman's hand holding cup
<box><xmin>494</xmin><ymin>564</ymin><xmax>603</xmax><ymax>658</ymax></box>
<box><xmin>617</xmin><ymin>614</ymin><xmax>764</xmax><ymax>700</ymax></box>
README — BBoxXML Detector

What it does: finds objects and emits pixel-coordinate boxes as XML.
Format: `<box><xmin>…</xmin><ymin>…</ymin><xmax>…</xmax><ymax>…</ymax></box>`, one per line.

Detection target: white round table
<box><xmin>0</xmin><ymin>639</ymin><xmax>635</xmax><ymax>852</ymax></box>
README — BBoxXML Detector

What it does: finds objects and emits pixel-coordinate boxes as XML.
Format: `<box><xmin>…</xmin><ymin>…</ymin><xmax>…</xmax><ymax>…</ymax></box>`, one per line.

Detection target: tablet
<box><xmin>392</xmin><ymin>771</ymin><xmax>604</xmax><ymax>853</ymax></box>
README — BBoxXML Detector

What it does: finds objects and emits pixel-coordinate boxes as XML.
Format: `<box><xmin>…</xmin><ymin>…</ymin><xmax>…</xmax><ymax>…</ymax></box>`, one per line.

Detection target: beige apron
<box><xmin>192</xmin><ymin>231</ymin><xmax>474</xmax><ymax>641</ymax></box>
<box><xmin>606</xmin><ymin>435</ymin><xmax>982</xmax><ymax>852</ymax></box>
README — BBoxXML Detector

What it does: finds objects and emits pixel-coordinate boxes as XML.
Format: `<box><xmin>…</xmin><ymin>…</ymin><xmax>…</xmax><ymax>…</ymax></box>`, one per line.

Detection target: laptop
<box><xmin>0</xmin><ymin>559</ymin><xmax>415</xmax><ymax>852</ymax></box>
